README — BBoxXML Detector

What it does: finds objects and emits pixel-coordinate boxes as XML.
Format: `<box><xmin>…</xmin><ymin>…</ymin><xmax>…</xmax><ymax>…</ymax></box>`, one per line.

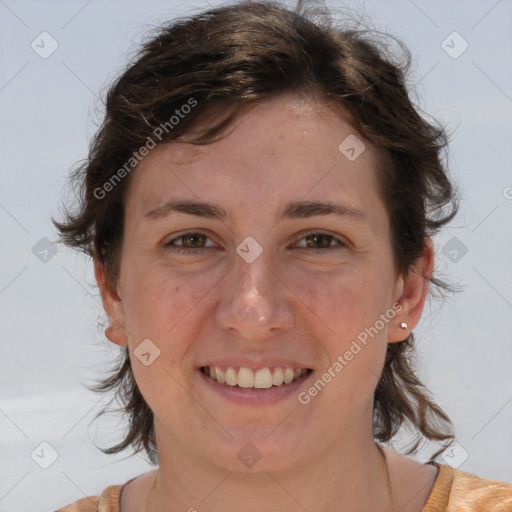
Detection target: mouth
<box><xmin>200</xmin><ymin>365</ymin><xmax>313</xmax><ymax>389</ymax></box>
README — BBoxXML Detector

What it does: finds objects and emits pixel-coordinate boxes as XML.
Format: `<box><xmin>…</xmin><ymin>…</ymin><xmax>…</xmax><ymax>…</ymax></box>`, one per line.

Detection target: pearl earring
<box><xmin>400</xmin><ymin>322</ymin><xmax>408</xmax><ymax>329</ymax></box>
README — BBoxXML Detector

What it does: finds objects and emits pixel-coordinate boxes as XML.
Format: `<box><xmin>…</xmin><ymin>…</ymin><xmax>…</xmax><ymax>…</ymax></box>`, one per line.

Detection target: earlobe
<box><xmin>387</xmin><ymin>237</ymin><xmax>434</xmax><ymax>343</ymax></box>
<box><xmin>93</xmin><ymin>257</ymin><xmax>128</xmax><ymax>347</ymax></box>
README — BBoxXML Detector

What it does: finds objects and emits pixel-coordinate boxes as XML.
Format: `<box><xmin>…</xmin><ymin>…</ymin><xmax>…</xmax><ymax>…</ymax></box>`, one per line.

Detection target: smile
<box><xmin>200</xmin><ymin>366</ymin><xmax>313</xmax><ymax>389</ymax></box>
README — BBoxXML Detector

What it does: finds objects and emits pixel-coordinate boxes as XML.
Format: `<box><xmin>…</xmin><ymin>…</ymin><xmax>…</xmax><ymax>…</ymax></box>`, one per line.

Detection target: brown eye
<box><xmin>164</xmin><ymin>232</ymin><xmax>215</xmax><ymax>254</ymax></box>
<box><xmin>295</xmin><ymin>232</ymin><xmax>345</xmax><ymax>251</ymax></box>
<box><xmin>177</xmin><ymin>233</ymin><xmax>207</xmax><ymax>248</ymax></box>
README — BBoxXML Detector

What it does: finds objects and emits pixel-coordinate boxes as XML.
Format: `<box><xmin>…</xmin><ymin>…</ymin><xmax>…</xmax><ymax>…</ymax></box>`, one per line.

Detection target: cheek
<box><xmin>289</xmin><ymin>264</ymin><xmax>390</xmax><ymax>343</ymax></box>
<box><xmin>121</xmin><ymin>263</ymin><xmax>223</xmax><ymax>417</ymax></box>
<box><xmin>122</xmin><ymin>261</ymin><xmax>221</xmax><ymax>357</ymax></box>
<box><xmin>287</xmin><ymin>265</ymin><xmax>391</xmax><ymax>396</ymax></box>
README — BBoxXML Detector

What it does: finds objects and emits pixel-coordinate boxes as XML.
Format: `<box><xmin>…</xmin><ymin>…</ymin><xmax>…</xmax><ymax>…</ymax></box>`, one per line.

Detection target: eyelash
<box><xmin>164</xmin><ymin>231</ymin><xmax>346</xmax><ymax>255</ymax></box>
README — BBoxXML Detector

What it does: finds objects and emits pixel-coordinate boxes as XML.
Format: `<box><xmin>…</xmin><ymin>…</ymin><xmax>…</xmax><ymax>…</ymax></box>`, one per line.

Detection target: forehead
<box><xmin>125</xmin><ymin>95</ymin><xmax>387</xmax><ymax>231</ymax></box>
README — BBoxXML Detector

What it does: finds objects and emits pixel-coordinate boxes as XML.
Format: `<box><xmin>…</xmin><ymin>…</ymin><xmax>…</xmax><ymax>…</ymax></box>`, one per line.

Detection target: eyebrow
<box><xmin>144</xmin><ymin>199</ymin><xmax>368</xmax><ymax>223</ymax></box>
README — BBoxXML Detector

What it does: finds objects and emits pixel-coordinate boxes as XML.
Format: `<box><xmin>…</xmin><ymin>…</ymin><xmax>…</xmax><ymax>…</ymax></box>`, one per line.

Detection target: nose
<box><xmin>215</xmin><ymin>251</ymin><xmax>294</xmax><ymax>340</ymax></box>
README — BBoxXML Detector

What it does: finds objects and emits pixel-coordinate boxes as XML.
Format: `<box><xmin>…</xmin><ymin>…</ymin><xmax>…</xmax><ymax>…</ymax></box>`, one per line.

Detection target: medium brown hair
<box><xmin>54</xmin><ymin>0</ymin><xmax>459</xmax><ymax>465</ymax></box>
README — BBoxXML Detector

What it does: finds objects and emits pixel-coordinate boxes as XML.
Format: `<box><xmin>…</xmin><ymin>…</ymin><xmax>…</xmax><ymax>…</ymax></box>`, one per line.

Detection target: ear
<box><xmin>93</xmin><ymin>255</ymin><xmax>128</xmax><ymax>347</ymax></box>
<box><xmin>387</xmin><ymin>237</ymin><xmax>434</xmax><ymax>343</ymax></box>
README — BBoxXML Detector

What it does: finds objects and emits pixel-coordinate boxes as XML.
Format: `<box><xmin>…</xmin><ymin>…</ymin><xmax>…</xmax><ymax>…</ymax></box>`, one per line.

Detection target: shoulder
<box><xmin>55</xmin><ymin>485</ymin><xmax>123</xmax><ymax>512</ymax></box>
<box><xmin>423</xmin><ymin>464</ymin><xmax>512</xmax><ymax>512</ymax></box>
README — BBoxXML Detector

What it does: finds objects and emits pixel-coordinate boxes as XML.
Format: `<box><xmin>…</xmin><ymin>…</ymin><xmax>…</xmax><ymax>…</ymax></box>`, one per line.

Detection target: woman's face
<box><xmin>100</xmin><ymin>95</ymin><xmax>420</xmax><ymax>473</ymax></box>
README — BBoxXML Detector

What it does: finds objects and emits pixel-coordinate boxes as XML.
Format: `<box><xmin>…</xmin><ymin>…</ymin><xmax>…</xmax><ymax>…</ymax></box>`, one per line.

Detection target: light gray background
<box><xmin>1</xmin><ymin>0</ymin><xmax>511</xmax><ymax>510</ymax></box>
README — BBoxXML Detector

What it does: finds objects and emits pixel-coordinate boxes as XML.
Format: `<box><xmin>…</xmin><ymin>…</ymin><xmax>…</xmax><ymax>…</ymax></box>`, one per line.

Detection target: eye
<box><xmin>164</xmin><ymin>232</ymin><xmax>216</xmax><ymax>255</ymax></box>
<box><xmin>164</xmin><ymin>231</ymin><xmax>346</xmax><ymax>256</ymax></box>
<box><xmin>293</xmin><ymin>232</ymin><xmax>346</xmax><ymax>252</ymax></box>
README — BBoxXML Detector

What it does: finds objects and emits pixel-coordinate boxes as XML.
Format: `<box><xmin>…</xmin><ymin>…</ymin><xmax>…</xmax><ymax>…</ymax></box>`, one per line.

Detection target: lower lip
<box><xmin>197</xmin><ymin>369</ymin><xmax>313</xmax><ymax>405</ymax></box>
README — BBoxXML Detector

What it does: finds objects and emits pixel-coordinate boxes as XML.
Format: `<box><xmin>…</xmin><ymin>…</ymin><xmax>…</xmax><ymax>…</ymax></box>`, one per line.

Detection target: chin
<box><xmin>200</xmin><ymin>431</ymin><xmax>307</xmax><ymax>475</ymax></box>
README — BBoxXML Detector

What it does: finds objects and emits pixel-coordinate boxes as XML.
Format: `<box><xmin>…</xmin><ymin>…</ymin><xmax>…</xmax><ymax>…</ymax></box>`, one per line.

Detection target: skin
<box><xmin>95</xmin><ymin>94</ymin><xmax>438</xmax><ymax>511</ymax></box>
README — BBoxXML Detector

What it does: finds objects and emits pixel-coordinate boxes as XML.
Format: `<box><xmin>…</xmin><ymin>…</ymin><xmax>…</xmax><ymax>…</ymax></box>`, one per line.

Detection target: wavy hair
<box><xmin>54</xmin><ymin>0</ymin><xmax>459</xmax><ymax>465</ymax></box>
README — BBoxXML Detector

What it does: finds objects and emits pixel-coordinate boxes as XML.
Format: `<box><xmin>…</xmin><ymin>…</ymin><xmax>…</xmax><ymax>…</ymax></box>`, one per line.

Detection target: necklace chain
<box><xmin>144</xmin><ymin>469</ymin><xmax>158</xmax><ymax>512</ymax></box>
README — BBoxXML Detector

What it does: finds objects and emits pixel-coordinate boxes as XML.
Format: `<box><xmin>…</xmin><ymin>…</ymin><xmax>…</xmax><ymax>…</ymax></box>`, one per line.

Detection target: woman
<box><xmin>54</xmin><ymin>1</ymin><xmax>512</xmax><ymax>511</ymax></box>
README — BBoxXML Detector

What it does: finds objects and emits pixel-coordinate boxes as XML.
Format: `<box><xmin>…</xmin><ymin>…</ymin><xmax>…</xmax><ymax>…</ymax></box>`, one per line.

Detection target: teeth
<box><xmin>283</xmin><ymin>367</ymin><xmax>295</xmax><ymax>384</ymax></box>
<box><xmin>203</xmin><ymin>366</ymin><xmax>310</xmax><ymax>388</ymax></box>
<box><xmin>225</xmin><ymin>367</ymin><xmax>237</xmax><ymax>386</ymax></box>
<box><xmin>215</xmin><ymin>366</ymin><xmax>225</xmax><ymax>384</ymax></box>
<box><xmin>237</xmin><ymin>367</ymin><xmax>254</xmax><ymax>388</ymax></box>
<box><xmin>272</xmin><ymin>367</ymin><xmax>284</xmax><ymax>386</ymax></box>
<box><xmin>254</xmin><ymin>368</ymin><xmax>273</xmax><ymax>389</ymax></box>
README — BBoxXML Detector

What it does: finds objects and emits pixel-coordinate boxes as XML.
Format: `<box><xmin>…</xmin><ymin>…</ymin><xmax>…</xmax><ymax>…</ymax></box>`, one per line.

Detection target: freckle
<box><xmin>175</xmin><ymin>286</ymin><xmax>180</xmax><ymax>293</ymax></box>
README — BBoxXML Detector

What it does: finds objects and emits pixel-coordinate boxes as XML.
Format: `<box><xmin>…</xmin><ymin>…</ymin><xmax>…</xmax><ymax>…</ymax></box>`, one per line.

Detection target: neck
<box><xmin>146</xmin><ymin>432</ymin><xmax>394</xmax><ymax>512</ymax></box>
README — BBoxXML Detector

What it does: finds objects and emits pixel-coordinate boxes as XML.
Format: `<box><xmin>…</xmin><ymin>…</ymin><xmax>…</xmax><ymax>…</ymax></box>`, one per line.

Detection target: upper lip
<box><xmin>200</xmin><ymin>359</ymin><xmax>313</xmax><ymax>370</ymax></box>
